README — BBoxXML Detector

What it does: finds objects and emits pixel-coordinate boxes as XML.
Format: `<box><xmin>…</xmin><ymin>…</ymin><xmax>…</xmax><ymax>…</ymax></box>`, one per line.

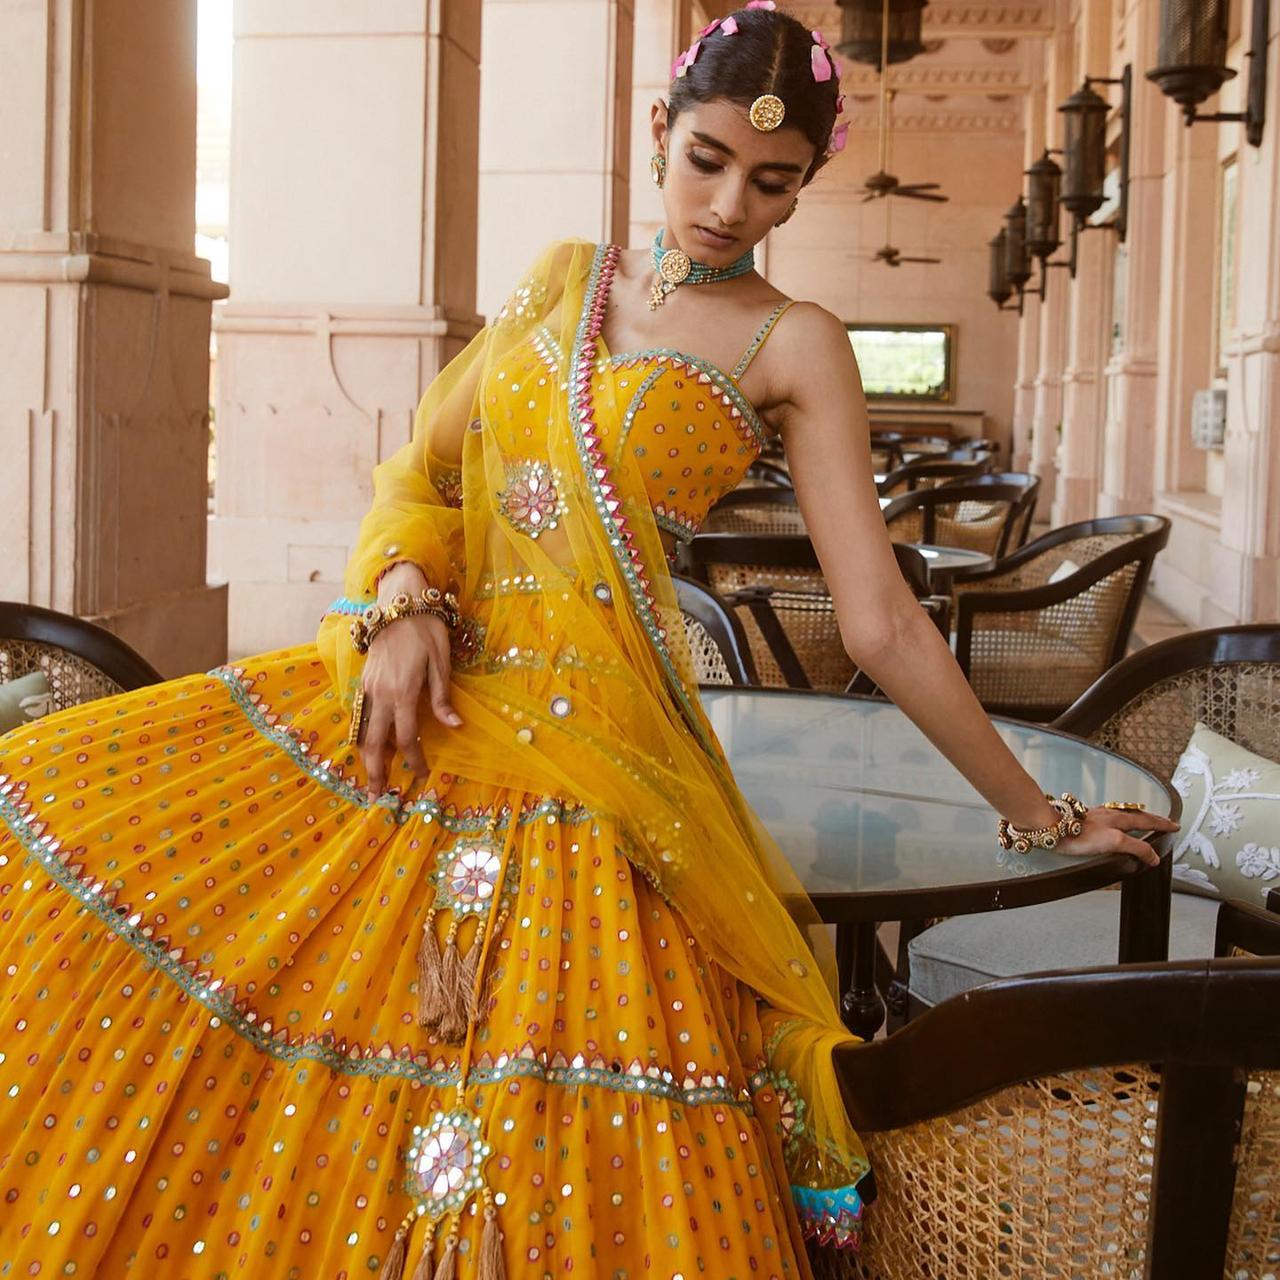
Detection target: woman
<box><xmin>0</xmin><ymin>6</ymin><xmax>1175</xmax><ymax>1277</ymax></box>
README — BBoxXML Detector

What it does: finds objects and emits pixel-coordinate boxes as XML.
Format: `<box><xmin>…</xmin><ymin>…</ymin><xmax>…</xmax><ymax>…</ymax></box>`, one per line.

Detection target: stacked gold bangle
<box><xmin>349</xmin><ymin>586</ymin><xmax>461</xmax><ymax>655</ymax></box>
<box><xmin>997</xmin><ymin>791</ymin><xmax>1089</xmax><ymax>854</ymax></box>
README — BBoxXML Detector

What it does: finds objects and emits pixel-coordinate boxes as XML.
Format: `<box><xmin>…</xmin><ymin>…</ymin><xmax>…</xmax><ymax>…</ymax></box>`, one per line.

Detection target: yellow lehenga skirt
<box><xmin>0</xmin><ymin>638</ymin><xmax>844</xmax><ymax>1278</ymax></box>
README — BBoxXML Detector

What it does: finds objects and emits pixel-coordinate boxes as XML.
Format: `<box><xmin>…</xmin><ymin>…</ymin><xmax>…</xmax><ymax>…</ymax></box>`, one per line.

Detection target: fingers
<box><xmin>394</xmin><ymin>696</ymin><xmax>429</xmax><ymax>796</ymax></box>
<box><xmin>425</xmin><ymin>636</ymin><xmax>463</xmax><ymax>729</ymax></box>
<box><xmin>1101</xmin><ymin>826</ymin><xmax>1162</xmax><ymax>868</ymax></box>
<box><xmin>1096</xmin><ymin>806</ymin><xmax>1180</xmax><ymax>833</ymax></box>
<box><xmin>361</xmin><ymin>697</ymin><xmax>395</xmax><ymax>800</ymax></box>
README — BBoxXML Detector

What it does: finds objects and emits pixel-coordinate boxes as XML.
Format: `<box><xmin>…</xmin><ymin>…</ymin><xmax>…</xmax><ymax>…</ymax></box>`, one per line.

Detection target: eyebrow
<box><xmin>689</xmin><ymin>130</ymin><xmax>806</xmax><ymax>174</ymax></box>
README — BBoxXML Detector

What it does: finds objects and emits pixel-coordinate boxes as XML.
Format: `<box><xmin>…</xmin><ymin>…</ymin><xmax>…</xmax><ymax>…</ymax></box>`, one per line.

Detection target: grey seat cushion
<box><xmin>908</xmin><ymin>888</ymin><xmax>1220</xmax><ymax>1009</ymax></box>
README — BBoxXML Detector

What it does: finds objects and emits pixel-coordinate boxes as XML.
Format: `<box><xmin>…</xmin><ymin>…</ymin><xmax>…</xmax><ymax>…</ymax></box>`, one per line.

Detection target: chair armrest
<box><xmin>721</xmin><ymin>586</ymin><xmax>813</xmax><ymax>689</ymax></box>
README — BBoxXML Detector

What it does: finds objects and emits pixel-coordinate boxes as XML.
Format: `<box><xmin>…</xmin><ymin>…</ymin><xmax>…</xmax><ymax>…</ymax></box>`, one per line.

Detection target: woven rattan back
<box><xmin>852</xmin><ymin>1064</ymin><xmax>1160</xmax><ymax>1278</ymax></box>
<box><xmin>0</xmin><ymin>637</ymin><xmax>128</xmax><ymax>712</ymax></box>
<box><xmin>835</xmin><ymin>959</ymin><xmax>1280</xmax><ymax>1280</ymax></box>
<box><xmin>703</xmin><ymin>489</ymin><xmax>807</xmax><ymax>535</ymax></box>
<box><xmin>950</xmin><ymin>516</ymin><xmax>1171</xmax><ymax>719</ymax></box>
<box><xmin>1054</xmin><ymin>626</ymin><xmax>1280</xmax><ymax>783</ymax></box>
<box><xmin>671</xmin><ymin>575</ymin><xmax>757</xmax><ymax>686</ymax></box>
<box><xmin>883</xmin><ymin>483</ymin><xmax>1029</xmax><ymax>559</ymax></box>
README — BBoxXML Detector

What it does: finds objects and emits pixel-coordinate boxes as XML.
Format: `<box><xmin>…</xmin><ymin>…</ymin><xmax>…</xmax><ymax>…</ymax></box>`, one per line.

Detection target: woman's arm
<box><xmin>767</xmin><ymin>304</ymin><xmax>1175</xmax><ymax>863</ymax></box>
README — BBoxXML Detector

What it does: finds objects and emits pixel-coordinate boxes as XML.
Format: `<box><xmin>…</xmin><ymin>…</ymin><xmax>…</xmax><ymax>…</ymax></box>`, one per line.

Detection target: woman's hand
<box><xmin>359</xmin><ymin>564</ymin><xmax>463</xmax><ymax>800</ymax></box>
<box><xmin>1052</xmin><ymin>806</ymin><xmax>1180</xmax><ymax>867</ymax></box>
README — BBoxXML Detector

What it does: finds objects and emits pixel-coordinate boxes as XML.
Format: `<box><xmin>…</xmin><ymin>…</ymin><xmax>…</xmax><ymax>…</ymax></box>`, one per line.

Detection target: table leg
<box><xmin>1119</xmin><ymin>849</ymin><xmax>1172</xmax><ymax>963</ymax></box>
<box><xmin>837</xmin><ymin>921</ymin><xmax>886</xmax><ymax>1039</ymax></box>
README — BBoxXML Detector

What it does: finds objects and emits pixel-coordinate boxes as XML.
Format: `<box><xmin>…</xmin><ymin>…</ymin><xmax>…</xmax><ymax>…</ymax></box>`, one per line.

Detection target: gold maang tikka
<box><xmin>748</xmin><ymin>93</ymin><xmax>786</xmax><ymax>132</ymax></box>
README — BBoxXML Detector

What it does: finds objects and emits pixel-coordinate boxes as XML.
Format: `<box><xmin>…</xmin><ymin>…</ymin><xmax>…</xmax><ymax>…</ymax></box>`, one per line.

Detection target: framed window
<box><xmin>845</xmin><ymin>323</ymin><xmax>955</xmax><ymax>403</ymax></box>
<box><xmin>1214</xmin><ymin>154</ymin><xmax>1238</xmax><ymax>378</ymax></box>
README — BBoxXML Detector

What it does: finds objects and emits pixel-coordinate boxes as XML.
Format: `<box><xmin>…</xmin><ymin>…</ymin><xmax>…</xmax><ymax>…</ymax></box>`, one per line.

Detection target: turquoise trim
<box><xmin>618</xmin><ymin>367</ymin><xmax>665</xmax><ymax>449</ymax></box>
<box><xmin>731</xmin><ymin>300</ymin><xmax>793</xmax><ymax>381</ymax></box>
<box><xmin>654</xmin><ymin>509</ymin><xmax>699</xmax><ymax>542</ymax></box>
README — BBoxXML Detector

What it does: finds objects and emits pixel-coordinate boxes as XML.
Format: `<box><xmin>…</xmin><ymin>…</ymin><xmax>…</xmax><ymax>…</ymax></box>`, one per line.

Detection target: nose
<box><xmin>708</xmin><ymin>173</ymin><xmax>749</xmax><ymax>229</ymax></box>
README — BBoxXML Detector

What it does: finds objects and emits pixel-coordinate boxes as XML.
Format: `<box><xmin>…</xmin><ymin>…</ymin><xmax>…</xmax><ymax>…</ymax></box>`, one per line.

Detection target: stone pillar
<box><xmin>1054</xmin><ymin>0</ymin><xmax>1114</xmax><ymax>527</ymax></box>
<box><xmin>0</xmin><ymin>0</ymin><xmax>228</xmax><ymax>676</ymax></box>
<box><xmin>630</xmin><ymin>0</ymin><xmax>693</xmax><ymax>252</ymax></box>
<box><xmin>478</xmin><ymin>0</ymin><xmax>636</xmax><ymax>316</ymax></box>
<box><xmin>1012</xmin><ymin>297</ymin><xmax>1041</xmax><ymax>473</ymax></box>
<box><xmin>1098</xmin><ymin>0</ymin><xmax>1166</xmax><ymax>517</ymax></box>
<box><xmin>207</xmin><ymin>0</ymin><xmax>484</xmax><ymax>658</ymax></box>
<box><xmin>1214</xmin><ymin>0</ymin><xmax>1280</xmax><ymax>622</ymax></box>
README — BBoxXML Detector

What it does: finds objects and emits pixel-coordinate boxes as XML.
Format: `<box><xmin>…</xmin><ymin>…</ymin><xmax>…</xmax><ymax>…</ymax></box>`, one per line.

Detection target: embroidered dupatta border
<box><xmin>566</xmin><ymin>243</ymin><xmax>717</xmax><ymax>756</ymax></box>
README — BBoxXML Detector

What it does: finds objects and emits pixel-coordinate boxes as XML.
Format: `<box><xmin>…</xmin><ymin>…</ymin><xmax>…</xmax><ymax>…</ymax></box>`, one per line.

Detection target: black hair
<box><xmin>667</xmin><ymin>7</ymin><xmax>841</xmax><ymax>186</ymax></box>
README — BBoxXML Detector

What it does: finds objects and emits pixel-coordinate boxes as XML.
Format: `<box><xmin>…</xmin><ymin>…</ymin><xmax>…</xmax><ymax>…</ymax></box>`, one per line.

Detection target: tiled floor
<box><xmin>1131</xmin><ymin>592</ymin><xmax>1194</xmax><ymax>651</ymax></box>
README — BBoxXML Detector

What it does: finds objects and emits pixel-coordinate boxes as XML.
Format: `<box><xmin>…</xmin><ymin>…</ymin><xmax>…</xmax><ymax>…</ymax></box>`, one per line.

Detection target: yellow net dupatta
<box><xmin>317</xmin><ymin>238</ymin><xmax>871</xmax><ymax>1215</ymax></box>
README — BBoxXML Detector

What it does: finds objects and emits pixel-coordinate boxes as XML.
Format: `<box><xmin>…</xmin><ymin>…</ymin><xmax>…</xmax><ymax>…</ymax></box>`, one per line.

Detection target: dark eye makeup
<box><xmin>687</xmin><ymin>151</ymin><xmax>791</xmax><ymax>197</ymax></box>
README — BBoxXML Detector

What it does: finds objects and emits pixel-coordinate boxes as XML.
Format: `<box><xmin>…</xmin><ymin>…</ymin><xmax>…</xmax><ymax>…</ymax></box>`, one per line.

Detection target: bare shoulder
<box><xmin>772</xmin><ymin>300</ymin><xmax>856</xmax><ymax>365</ymax></box>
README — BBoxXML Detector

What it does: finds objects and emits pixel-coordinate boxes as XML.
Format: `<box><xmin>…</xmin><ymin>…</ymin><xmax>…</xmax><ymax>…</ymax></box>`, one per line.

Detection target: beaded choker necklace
<box><xmin>648</xmin><ymin>229</ymin><xmax>756</xmax><ymax>310</ymax></box>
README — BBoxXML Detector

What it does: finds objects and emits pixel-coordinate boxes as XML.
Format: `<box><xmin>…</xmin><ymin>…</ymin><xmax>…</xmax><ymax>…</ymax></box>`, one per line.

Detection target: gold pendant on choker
<box><xmin>648</xmin><ymin>248</ymin><xmax>692</xmax><ymax>310</ymax></box>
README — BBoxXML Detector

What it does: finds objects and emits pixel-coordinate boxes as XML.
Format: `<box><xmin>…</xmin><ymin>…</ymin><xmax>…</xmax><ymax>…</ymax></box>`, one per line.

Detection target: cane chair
<box><xmin>1054</xmin><ymin>623</ymin><xmax>1280</xmax><ymax>785</ymax></box>
<box><xmin>881</xmin><ymin>481</ymin><xmax>1030</xmax><ymax>561</ymax></box>
<box><xmin>739</xmin><ymin>457</ymin><xmax>793</xmax><ymax>489</ymax></box>
<box><xmin>671</xmin><ymin>575</ymin><xmax>758</xmax><ymax>686</ymax></box>
<box><xmin>876</xmin><ymin>457</ymin><xmax>995</xmax><ymax>499</ymax></box>
<box><xmin>869</xmin><ymin>432</ymin><xmax>907</xmax><ymax>474</ymax></box>
<box><xmin>942</xmin><ymin>470</ymin><xmax>1040</xmax><ymax>551</ymax></box>
<box><xmin>702</xmin><ymin>488</ymin><xmax>807</xmax><ymax>535</ymax></box>
<box><xmin>0</xmin><ymin>601</ymin><xmax>163</xmax><ymax>713</ymax></box>
<box><xmin>684</xmin><ymin>533</ymin><xmax>942</xmax><ymax>693</ymax></box>
<box><xmin>950</xmin><ymin>514</ymin><xmax>1171</xmax><ymax>720</ymax></box>
<box><xmin>838</xmin><ymin>958</ymin><xmax>1280</xmax><ymax>1280</ymax></box>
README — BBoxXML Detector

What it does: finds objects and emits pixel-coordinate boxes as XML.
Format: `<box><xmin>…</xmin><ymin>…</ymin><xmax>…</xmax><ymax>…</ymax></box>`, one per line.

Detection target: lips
<box><xmin>696</xmin><ymin>225</ymin><xmax>736</xmax><ymax>245</ymax></box>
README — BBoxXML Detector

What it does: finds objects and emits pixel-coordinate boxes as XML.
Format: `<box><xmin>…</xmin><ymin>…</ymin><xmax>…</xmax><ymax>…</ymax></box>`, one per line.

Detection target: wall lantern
<box><xmin>1146</xmin><ymin>0</ymin><xmax>1269</xmax><ymax>147</ymax></box>
<box><xmin>988</xmin><ymin>229</ymin><xmax>1024</xmax><ymax>314</ymax></box>
<box><xmin>1059</xmin><ymin>66</ymin><xmax>1131</xmax><ymax>240</ymax></box>
<box><xmin>836</xmin><ymin>0</ymin><xmax>928</xmax><ymax>67</ymax></box>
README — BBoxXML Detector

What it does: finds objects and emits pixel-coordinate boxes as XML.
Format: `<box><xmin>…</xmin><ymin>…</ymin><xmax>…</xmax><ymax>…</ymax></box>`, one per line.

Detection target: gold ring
<box><xmin>347</xmin><ymin>687</ymin><xmax>367</xmax><ymax>746</ymax></box>
<box><xmin>1103</xmin><ymin>801</ymin><xmax>1147</xmax><ymax>812</ymax></box>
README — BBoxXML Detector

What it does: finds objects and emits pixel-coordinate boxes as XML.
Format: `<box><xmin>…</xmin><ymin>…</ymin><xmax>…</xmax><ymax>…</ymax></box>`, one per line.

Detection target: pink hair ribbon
<box><xmin>743</xmin><ymin>1</ymin><xmax>776</xmax><ymax>9</ymax></box>
<box><xmin>828</xmin><ymin>121</ymin><xmax>850</xmax><ymax>154</ymax></box>
<box><xmin>810</xmin><ymin>41</ymin><xmax>833</xmax><ymax>82</ymax></box>
<box><xmin>721</xmin><ymin>15</ymin><xmax>739</xmax><ymax>34</ymax></box>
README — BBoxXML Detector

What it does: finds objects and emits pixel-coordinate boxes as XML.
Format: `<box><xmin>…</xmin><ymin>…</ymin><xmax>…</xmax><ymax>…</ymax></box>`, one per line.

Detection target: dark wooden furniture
<box><xmin>834</xmin><ymin>957</ymin><xmax>1280</xmax><ymax>1279</ymax></box>
<box><xmin>1215</xmin><ymin>898</ymin><xmax>1280</xmax><ymax>956</ymax></box>
<box><xmin>671</xmin><ymin>575</ymin><xmax>758</xmax><ymax>686</ymax></box>
<box><xmin>942</xmin><ymin>470</ymin><xmax>1041</xmax><ymax>550</ymax></box>
<box><xmin>684</xmin><ymin>529</ymin><xmax>946</xmax><ymax>692</ymax></box>
<box><xmin>882</xmin><ymin>480</ymin><xmax>1033</xmax><ymax>561</ymax></box>
<box><xmin>739</xmin><ymin>457</ymin><xmax>793</xmax><ymax>489</ymax></box>
<box><xmin>950</xmin><ymin>514</ymin><xmax>1171</xmax><ymax>720</ymax></box>
<box><xmin>1055</xmin><ymin>623</ymin><xmax>1280</xmax><ymax>781</ymax></box>
<box><xmin>0</xmin><ymin>601</ymin><xmax>163</xmax><ymax>710</ymax></box>
<box><xmin>876</xmin><ymin>457</ymin><xmax>995</xmax><ymax>498</ymax></box>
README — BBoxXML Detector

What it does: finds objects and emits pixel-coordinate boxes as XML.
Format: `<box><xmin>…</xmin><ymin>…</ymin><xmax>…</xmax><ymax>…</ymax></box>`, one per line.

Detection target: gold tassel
<box><xmin>406</xmin><ymin>1217</ymin><xmax>438</xmax><ymax>1280</ymax></box>
<box><xmin>416</xmin><ymin>910</ymin><xmax>446</xmax><ymax>1027</ymax></box>
<box><xmin>378</xmin><ymin>1218</ymin><xmax>415</xmax><ymax>1280</ymax></box>
<box><xmin>436</xmin><ymin>924</ymin><xmax>467</xmax><ymax>1042</ymax></box>
<box><xmin>430</xmin><ymin>1221</ymin><xmax>459</xmax><ymax>1280</ymax></box>
<box><xmin>479</xmin><ymin>1198</ymin><xmax>506</xmax><ymax>1280</ymax></box>
<box><xmin>457</xmin><ymin>925</ymin><xmax>485</xmax><ymax>1025</ymax></box>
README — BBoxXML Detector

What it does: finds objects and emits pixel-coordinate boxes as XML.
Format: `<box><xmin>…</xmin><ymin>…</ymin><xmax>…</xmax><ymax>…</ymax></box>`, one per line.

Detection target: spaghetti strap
<box><xmin>731</xmin><ymin>300</ymin><xmax>796</xmax><ymax>382</ymax></box>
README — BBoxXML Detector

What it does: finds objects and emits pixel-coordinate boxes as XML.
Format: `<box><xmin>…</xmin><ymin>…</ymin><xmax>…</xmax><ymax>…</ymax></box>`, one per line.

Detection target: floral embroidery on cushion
<box><xmin>497</xmin><ymin>459</ymin><xmax>567</xmax><ymax>539</ymax></box>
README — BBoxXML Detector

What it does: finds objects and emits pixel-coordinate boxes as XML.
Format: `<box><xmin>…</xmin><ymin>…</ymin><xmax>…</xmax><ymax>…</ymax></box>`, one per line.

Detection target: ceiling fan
<box><xmin>861</xmin><ymin>196</ymin><xmax>941</xmax><ymax>267</ymax></box>
<box><xmin>858</xmin><ymin>0</ymin><xmax>949</xmax><ymax>204</ymax></box>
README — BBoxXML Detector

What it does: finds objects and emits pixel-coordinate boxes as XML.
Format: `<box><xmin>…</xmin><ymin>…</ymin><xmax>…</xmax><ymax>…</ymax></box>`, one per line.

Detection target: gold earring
<box><xmin>775</xmin><ymin>196</ymin><xmax>798</xmax><ymax>227</ymax></box>
<box><xmin>650</xmin><ymin>152</ymin><xmax>666</xmax><ymax>188</ymax></box>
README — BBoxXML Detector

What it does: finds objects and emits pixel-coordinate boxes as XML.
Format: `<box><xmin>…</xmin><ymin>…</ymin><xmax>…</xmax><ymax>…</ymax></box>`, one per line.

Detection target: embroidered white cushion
<box><xmin>1047</xmin><ymin>557</ymin><xmax>1081</xmax><ymax>585</ymax></box>
<box><xmin>1170</xmin><ymin>720</ymin><xmax>1280</xmax><ymax>903</ymax></box>
<box><xmin>0</xmin><ymin>670</ymin><xmax>53</xmax><ymax>734</ymax></box>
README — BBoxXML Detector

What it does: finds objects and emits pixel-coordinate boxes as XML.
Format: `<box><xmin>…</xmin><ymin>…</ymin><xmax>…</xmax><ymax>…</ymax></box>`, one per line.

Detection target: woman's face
<box><xmin>652</xmin><ymin>97</ymin><xmax>817</xmax><ymax>261</ymax></box>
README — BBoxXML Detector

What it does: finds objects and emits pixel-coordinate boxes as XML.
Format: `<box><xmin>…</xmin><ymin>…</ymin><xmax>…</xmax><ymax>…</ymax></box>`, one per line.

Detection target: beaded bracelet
<box><xmin>349</xmin><ymin>586</ymin><xmax>460</xmax><ymax>654</ymax></box>
<box><xmin>997</xmin><ymin>791</ymin><xmax>1088</xmax><ymax>854</ymax></box>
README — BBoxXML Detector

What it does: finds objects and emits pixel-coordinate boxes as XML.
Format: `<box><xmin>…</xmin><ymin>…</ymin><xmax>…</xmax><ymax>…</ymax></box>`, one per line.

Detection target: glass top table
<box><xmin>700</xmin><ymin>686</ymin><xmax>1179</xmax><ymax>1034</ymax></box>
